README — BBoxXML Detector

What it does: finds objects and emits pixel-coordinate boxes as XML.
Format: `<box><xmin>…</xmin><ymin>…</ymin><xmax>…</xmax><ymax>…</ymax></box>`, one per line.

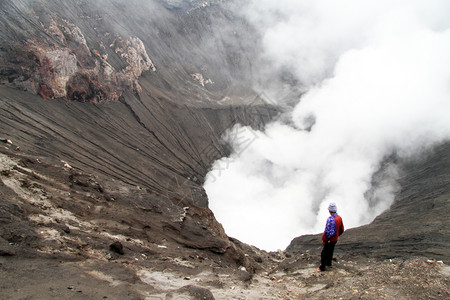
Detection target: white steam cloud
<box><xmin>204</xmin><ymin>0</ymin><xmax>450</xmax><ymax>251</ymax></box>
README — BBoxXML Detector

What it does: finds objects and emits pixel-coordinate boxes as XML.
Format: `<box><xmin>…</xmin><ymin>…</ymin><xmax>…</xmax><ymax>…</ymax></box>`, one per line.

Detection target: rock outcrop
<box><xmin>0</xmin><ymin>0</ymin><xmax>259</xmax><ymax>104</ymax></box>
<box><xmin>4</xmin><ymin>14</ymin><xmax>155</xmax><ymax>101</ymax></box>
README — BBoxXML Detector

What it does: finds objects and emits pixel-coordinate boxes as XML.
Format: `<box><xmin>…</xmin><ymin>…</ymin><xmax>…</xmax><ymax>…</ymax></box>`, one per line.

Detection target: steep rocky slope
<box><xmin>0</xmin><ymin>0</ymin><xmax>274</xmax><ymax>207</ymax></box>
<box><xmin>0</xmin><ymin>138</ymin><xmax>449</xmax><ymax>299</ymax></box>
<box><xmin>1</xmin><ymin>0</ymin><xmax>259</xmax><ymax>102</ymax></box>
<box><xmin>1</xmin><ymin>0</ymin><xmax>449</xmax><ymax>299</ymax></box>
<box><xmin>0</xmin><ymin>0</ymin><xmax>278</xmax><ymax>294</ymax></box>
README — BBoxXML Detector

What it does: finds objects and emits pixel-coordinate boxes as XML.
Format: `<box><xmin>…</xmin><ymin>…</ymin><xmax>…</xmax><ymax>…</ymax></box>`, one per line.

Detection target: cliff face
<box><xmin>0</xmin><ymin>0</ymin><xmax>270</xmax><ymax>203</ymax></box>
<box><xmin>0</xmin><ymin>0</ymin><xmax>258</xmax><ymax>104</ymax></box>
<box><xmin>0</xmin><ymin>0</ymin><xmax>273</xmax><ymax>270</ymax></box>
<box><xmin>2</xmin><ymin>2</ymin><xmax>154</xmax><ymax>101</ymax></box>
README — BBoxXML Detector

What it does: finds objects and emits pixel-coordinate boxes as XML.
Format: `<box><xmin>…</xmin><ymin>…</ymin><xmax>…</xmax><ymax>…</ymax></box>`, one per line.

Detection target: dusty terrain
<box><xmin>1</xmin><ymin>140</ymin><xmax>449</xmax><ymax>299</ymax></box>
<box><xmin>1</xmin><ymin>1</ymin><xmax>449</xmax><ymax>299</ymax></box>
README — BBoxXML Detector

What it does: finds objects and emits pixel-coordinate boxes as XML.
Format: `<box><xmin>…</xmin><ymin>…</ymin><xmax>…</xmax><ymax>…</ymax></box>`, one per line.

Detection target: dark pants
<box><xmin>319</xmin><ymin>241</ymin><xmax>337</xmax><ymax>271</ymax></box>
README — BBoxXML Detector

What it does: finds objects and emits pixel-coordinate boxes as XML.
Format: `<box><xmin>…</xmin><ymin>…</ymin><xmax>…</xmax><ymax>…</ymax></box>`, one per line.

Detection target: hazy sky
<box><xmin>204</xmin><ymin>0</ymin><xmax>450</xmax><ymax>251</ymax></box>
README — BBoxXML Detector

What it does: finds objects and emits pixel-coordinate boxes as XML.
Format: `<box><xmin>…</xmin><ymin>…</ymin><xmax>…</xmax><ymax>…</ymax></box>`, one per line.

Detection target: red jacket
<box><xmin>322</xmin><ymin>214</ymin><xmax>344</xmax><ymax>243</ymax></box>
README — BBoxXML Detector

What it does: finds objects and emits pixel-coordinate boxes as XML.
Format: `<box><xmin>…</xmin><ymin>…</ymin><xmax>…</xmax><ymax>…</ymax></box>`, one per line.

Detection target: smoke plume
<box><xmin>204</xmin><ymin>0</ymin><xmax>450</xmax><ymax>251</ymax></box>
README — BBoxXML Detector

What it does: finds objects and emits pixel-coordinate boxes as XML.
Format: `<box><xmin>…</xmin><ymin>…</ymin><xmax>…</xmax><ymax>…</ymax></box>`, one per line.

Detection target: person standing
<box><xmin>317</xmin><ymin>202</ymin><xmax>344</xmax><ymax>272</ymax></box>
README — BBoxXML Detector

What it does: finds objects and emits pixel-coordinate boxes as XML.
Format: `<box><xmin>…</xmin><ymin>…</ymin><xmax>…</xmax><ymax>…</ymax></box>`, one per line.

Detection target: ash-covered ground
<box><xmin>1</xmin><ymin>1</ymin><xmax>449</xmax><ymax>299</ymax></box>
<box><xmin>1</xmin><ymin>137</ymin><xmax>449</xmax><ymax>299</ymax></box>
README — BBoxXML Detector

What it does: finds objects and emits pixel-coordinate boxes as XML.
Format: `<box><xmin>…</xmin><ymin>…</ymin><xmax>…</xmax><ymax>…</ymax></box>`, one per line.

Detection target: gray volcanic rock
<box><xmin>0</xmin><ymin>0</ymin><xmax>273</xmax><ymax>210</ymax></box>
<box><xmin>0</xmin><ymin>0</ymin><xmax>274</xmax><ymax>274</ymax></box>
<box><xmin>0</xmin><ymin>0</ymin><xmax>259</xmax><ymax>103</ymax></box>
<box><xmin>0</xmin><ymin>1</ymin><xmax>450</xmax><ymax>299</ymax></box>
<box><xmin>2</xmin><ymin>2</ymin><xmax>157</xmax><ymax>101</ymax></box>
